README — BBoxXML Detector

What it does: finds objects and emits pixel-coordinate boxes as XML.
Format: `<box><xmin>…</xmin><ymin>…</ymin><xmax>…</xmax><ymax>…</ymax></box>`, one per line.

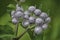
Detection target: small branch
<box><xmin>16</xmin><ymin>26</ymin><xmax>35</xmax><ymax>40</ymax></box>
<box><xmin>15</xmin><ymin>23</ymin><xmax>19</xmax><ymax>37</ymax></box>
<box><xmin>17</xmin><ymin>28</ymin><xmax>29</xmax><ymax>40</ymax></box>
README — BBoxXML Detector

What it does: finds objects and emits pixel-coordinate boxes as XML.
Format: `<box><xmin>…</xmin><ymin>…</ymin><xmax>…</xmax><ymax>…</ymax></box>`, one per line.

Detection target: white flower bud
<box><xmin>15</xmin><ymin>11</ymin><xmax>23</xmax><ymax>18</ymax></box>
<box><xmin>28</xmin><ymin>6</ymin><xmax>36</xmax><ymax>12</ymax></box>
<box><xmin>45</xmin><ymin>17</ymin><xmax>51</xmax><ymax>24</ymax></box>
<box><xmin>34</xmin><ymin>27</ymin><xmax>42</xmax><ymax>35</ymax></box>
<box><xmin>40</xmin><ymin>12</ymin><xmax>48</xmax><ymax>19</ymax></box>
<box><xmin>24</xmin><ymin>11</ymin><xmax>30</xmax><ymax>15</ymax></box>
<box><xmin>23</xmin><ymin>15</ymin><xmax>29</xmax><ymax>19</ymax></box>
<box><xmin>11</xmin><ymin>10</ymin><xmax>15</xmax><ymax>16</ymax></box>
<box><xmin>34</xmin><ymin>9</ymin><xmax>41</xmax><ymax>16</ymax></box>
<box><xmin>12</xmin><ymin>18</ymin><xmax>18</xmax><ymax>24</ymax></box>
<box><xmin>22</xmin><ymin>20</ymin><xmax>30</xmax><ymax>27</ymax></box>
<box><xmin>42</xmin><ymin>24</ymin><xmax>48</xmax><ymax>30</ymax></box>
<box><xmin>16</xmin><ymin>6</ymin><xmax>24</xmax><ymax>12</ymax></box>
<box><xmin>29</xmin><ymin>16</ymin><xmax>35</xmax><ymax>23</ymax></box>
<box><xmin>35</xmin><ymin>18</ymin><xmax>44</xmax><ymax>25</ymax></box>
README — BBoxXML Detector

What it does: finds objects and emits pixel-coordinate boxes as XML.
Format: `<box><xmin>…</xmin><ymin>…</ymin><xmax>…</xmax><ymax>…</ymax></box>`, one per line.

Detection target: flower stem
<box><xmin>17</xmin><ymin>28</ymin><xmax>29</xmax><ymax>40</ymax></box>
<box><xmin>15</xmin><ymin>26</ymin><xmax>35</xmax><ymax>40</ymax></box>
<box><xmin>15</xmin><ymin>23</ymin><xmax>19</xmax><ymax>37</ymax></box>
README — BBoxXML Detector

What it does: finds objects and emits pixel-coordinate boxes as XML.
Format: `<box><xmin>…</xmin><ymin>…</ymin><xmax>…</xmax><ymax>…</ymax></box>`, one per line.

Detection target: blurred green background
<box><xmin>0</xmin><ymin>0</ymin><xmax>60</xmax><ymax>40</ymax></box>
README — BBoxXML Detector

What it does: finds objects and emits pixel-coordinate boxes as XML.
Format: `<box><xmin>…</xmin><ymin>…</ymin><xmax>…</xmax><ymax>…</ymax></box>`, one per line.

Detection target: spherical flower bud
<box><xmin>35</xmin><ymin>18</ymin><xmax>44</xmax><ymax>25</ymax></box>
<box><xmin>34</xmin><ymin>9</ymin><xmax>41</xmax><ymax>16</ymax></box>
<box><xmin>23</xmin><ymin>15</ymin><xmax>29</xmax><ymax>19</ymax></box>
<box><xmin>40</xmin><ymin>12</ymin><xmax>48</xmax><ymax>19</ymax></box>
<box><xmin>34</xmin><ymin>26</ymin><xmax>42</xmax><ymax>35</ymax></box>
<box><xmin>24</xmin><ymin>11</ymin><xmax>30</xmax><ymax>15</ymax></box>
<box><xmin>11</xmin><ymin>10</ymin><xmax>15</xmax><ymax>16</ymax></box>
<box><xmin>42</xmin><ymin>24</ymin><xmax>48</xmax><ymax>30</ymax></box>
<box><xmin>29</xmin><ymin>16</ymin><xmax>35</xmax><ymax>23</ymax></box>
<box><xmin>28</xmin><ymin>6</ymin><xmax>36</xmax><ymax>12</ymax></box>
<box><xmin>22</xmin><ymin>20</ymin><xmax>30</xmax><ymax>27</ymax></box>
<box><xmin>16</xmin><ymin>6</ymin><xmax>24</xmax><ymax>12</ymax></box>
<box><xmin>12</xmin><ymin>18</ymin><xmax>18</xmax><ymax>24</ymax></box>
<box><xmin>45</xmin><ymin>17</ymin><xmax>51</xmax><ymax>24</ymax></box>
<box><xmin>15</xmin><ymin>11</ymin><xmax>23</xmax><ymax>18</ymax></box>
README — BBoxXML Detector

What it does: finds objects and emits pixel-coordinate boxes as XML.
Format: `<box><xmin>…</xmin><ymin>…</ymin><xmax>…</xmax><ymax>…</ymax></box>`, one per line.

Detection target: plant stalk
<box><xmin>15</xmin><ymin>23</ymin><xmax>19</xmax><ymax>37</ymax></box>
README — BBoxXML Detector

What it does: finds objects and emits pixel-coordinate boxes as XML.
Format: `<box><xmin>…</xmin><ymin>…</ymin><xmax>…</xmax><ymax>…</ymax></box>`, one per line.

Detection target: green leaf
<box><xmin>0</xmin><ymin>25</ymin><xmax>14</xmax><ymax>35</ymax></box>
<box><xmin>0</xmin><ymin>0</ymin><xmax>15</xmax><ymax>17</ymax></box>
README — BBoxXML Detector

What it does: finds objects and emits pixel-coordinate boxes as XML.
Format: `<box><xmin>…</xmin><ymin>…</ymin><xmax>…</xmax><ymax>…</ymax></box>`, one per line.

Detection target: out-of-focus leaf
<box><xmin>0</xmin><ymin>25</ymin><xmax>14</xmax><ymax>35</ymax></box>
<box><xmin>0</xmin><ymin>0</ymin><xmax>15</xmax><ymax>17</ymax></box>
<box><xmin>7</xmin><ymin>4</ymin><xmax>16</xmax><ymax>9</ymax></box>
<box><xmin>0</xmin><ymin>35</ymin><xmax>14</xmax><ymax>40</ymax></box>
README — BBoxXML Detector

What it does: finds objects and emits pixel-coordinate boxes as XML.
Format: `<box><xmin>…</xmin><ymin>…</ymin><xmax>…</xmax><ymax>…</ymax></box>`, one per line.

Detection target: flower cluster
<box><xmin>11</xmin><ymin>4</ymin><xmax>51</xmax><ymax>35</ymax></box>
<box><xmin>11</xmin><ymin>4</ymin><xmax>24</xmax><ymax>24</ymax></box>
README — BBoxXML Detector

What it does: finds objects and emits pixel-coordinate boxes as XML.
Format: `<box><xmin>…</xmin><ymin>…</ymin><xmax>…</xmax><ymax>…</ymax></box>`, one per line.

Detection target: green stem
<box><xmin>15</xmin><ymin>26</ymin><xmax>35</xmax><ymax>40</ymax></box>
<box><xmin>15</xmin><ymin>23</ymin><xmax>19</xmax><ymax>37</ymax></box>
<box><xmin>17</xmin><ymin>28</ymin><xmax>29</xmax><ymax>40</ymax></box>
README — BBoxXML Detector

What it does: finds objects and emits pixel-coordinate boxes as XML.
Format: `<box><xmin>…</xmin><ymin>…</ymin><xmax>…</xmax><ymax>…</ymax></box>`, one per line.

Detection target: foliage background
<box><xmin>0</xmin><ymin>0</ymin><xmax>60</xmax><ymax>40</ymax></box>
